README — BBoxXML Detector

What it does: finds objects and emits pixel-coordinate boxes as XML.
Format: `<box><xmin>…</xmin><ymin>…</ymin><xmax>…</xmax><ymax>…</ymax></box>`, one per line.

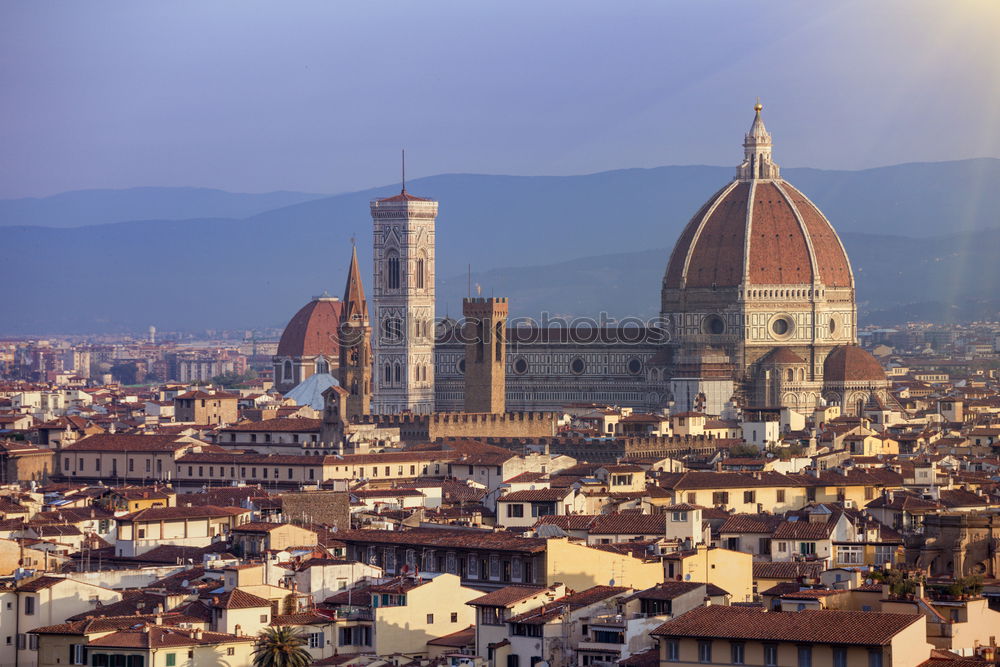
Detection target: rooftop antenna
<box><xmin>467</xmin><ymin>264</ymin><xmax>472</xmax><ymax>298</ymax></box>
<box><xmin>401</xmin><ymin>149</ymin><xmax>406</xmax><ymax>193</ymax></box>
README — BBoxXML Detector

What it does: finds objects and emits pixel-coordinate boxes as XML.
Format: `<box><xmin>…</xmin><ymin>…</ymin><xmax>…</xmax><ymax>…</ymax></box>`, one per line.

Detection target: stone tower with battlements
<box><xmin>371</xmin><ymin>188</ymin><xmax>437</xmax><ymax>414</ymax></box>
<box><xmin>338</xmin><ymin>245</ymin><xmax>372</xmax><ymax>420</ymax></box>
<box><xmin>462</xmin><ymin>297</ymin><xmax>508</xmax><ymax>413</ymax></box>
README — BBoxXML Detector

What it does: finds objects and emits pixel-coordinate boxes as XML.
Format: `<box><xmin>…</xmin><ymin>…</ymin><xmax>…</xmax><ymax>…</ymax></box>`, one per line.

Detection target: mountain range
<box><xmin>3</xmin><ymin>158</ymin><xmax>1000</xmax><ymax>335</ymax></box>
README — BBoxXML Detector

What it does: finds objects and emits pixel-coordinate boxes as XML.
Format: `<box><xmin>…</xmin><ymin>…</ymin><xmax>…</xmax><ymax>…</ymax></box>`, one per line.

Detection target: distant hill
<box><xmin>3</xmin><ymin>159</ymin><xmax>1000</xmax><ymax>334</ymax></box>
<box><xmin>0</xmin><ymin>187</ymin><xmax>326</xmax><ymax>228</ymax></box>
<box><xmin>437</xmin><ymin>229</ymin><xmax>1000</xmax><ymax>326</ymax></box>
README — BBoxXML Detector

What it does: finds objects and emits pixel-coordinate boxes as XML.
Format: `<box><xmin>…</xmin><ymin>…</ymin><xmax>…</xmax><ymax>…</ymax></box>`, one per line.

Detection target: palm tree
<box><xmin>252</xmin><ymin>626</ymin><xmax>313</xmax><ymax>667</ymax></box>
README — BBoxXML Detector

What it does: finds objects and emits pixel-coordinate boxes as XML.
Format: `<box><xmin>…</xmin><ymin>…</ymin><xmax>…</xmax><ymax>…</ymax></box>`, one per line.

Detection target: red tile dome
<box><xmin>823</xmin><ymin>346</ymin><xmax>886</xmax><ymax>382</ymax></box>
<box><xmin>663</xmin><ymin>180</ymin><xmax>853</xmax><ymax>290</ymax></box>
<box><xmin>759</xmin><ymin>347</ymin><xmax>806</xmax><ymax>365</ymax></box>
<box><xmin>663</xmin><ymin>105</ymin><xmax>853</xmax><ymax>291</ymax></box>
<box><xmin>276</xmin><ymin>296</ymin><xmax>343</xmax><ymax>357</ymax></box>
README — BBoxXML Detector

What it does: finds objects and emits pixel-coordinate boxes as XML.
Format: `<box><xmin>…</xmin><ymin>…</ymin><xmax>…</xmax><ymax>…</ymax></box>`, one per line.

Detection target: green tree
<box><xmin>252</xmin><ymin>626</ymin><xmax>312</xmax><ymax>667</ymax></box>
<box><xmin>727</xmin><ymin>443</ymin><xmax>761</xmax><ymax>458</ymax></box>
<box><xmin>211</xmin><ymin>369</ymin><xmax>259</xmax><ymax>388</ymax></box>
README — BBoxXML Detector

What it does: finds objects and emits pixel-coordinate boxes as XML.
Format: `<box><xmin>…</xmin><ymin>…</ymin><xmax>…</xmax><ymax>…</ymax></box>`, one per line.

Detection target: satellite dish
<box><xmin>684</xmin><ymin>574</ymin><xmax>691</xmax><ymax>581</ymax></box>
<box><xmin>608</xmin><ymin>579</ymin><xmax>615</xmax><ymax>586</ymax></box>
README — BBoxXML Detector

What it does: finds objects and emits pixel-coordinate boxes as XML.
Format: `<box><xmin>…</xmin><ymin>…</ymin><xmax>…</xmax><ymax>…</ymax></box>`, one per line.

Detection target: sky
<box><xmin>2</xmin><ymin>0</ymin><xmax>1000</xmax><ymax>199</ymax></box>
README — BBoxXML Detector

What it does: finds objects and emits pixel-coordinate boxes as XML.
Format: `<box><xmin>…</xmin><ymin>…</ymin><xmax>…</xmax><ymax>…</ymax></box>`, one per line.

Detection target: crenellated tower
<box><xmin>462</xmin><ymin>297</ymin><xmax>508</xmax><ymax>413</ymax></box>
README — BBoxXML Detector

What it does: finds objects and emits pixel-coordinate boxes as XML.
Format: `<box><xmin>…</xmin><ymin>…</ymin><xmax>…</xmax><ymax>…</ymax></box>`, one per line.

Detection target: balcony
<box><xmin>333</xmin><ymin>606</ymin><xmax>374</xmax><ymax>621</ymax></box>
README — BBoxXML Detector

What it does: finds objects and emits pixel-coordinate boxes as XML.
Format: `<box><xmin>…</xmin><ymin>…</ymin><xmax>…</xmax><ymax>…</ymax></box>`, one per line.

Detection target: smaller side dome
<box><xmin>759</xmin><ymin>347</ymin><xmax>806</xmax><ymax>365</ymax></box>
<box><xmin>824</xmin><ymin>346</ymin><xmax>886</xmax><ymax>382</ymax></box>
<box><xmin>277</xmin><ymin>296</ymin><xmax>343</xmax><ymax>357</ymax></box>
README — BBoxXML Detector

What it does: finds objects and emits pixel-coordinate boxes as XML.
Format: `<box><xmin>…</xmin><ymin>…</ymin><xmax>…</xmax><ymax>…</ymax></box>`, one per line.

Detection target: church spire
<box><xmin>737</xmin><ymin>100</ymin><xmax>780</xmax><ymax>181</ymax></box>
<box><xmin>342</xmin><ymin>243</ymin><xmax>367</xmax><ymax>322</ymax></box>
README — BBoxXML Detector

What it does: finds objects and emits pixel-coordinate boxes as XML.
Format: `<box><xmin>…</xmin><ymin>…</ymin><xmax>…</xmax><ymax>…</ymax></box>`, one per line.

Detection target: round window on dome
<box><xmin>570</xmin><ymin>357</ymin><xmax>586</xmax><ymax>375</ymax></box>
<box><xmin>627</xmin><ymin>358</ymin><xmax>643</xmax><ymax>375</ymax></box>
<box><xmin>702</xmin><ymin>315</ymin><xmax>725</xmax><ymax>335</ymax></box>
<box><xmin>829</xmin><ymin>317</ymin><xmax>837</xmax><ymax>335</ymax></box>
<box><xmin>457</xmin><ymin>359</ymin><xmax>466</xmax><ymax>374</ymax></box>
<box><xmin>771</xmin><ymin>317</ymin><xmax>793</xmax><ymax>338</ymax></box>
<box><xmin>513</xmin><ymin>358</ymin><xmax>528</xmax><ymax>375</ymax></box>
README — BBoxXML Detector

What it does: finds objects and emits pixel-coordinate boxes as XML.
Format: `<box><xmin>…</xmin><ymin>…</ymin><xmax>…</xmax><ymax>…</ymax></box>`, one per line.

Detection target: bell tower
<box><xmin>371</xmin><ymin>171</ymin><xmax>437</xmax><ymax>414</ymax></box>
<box><xmin>338</xmin><ymin>244</ymin><xmax>372</xmax><ymax>420</ymax></box>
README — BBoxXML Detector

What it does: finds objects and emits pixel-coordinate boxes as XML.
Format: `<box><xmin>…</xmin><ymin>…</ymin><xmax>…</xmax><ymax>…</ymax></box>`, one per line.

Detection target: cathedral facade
<box><xmin>283</xmin><ymin>104</ymin><xmax>889</xmax><ymax>418</ymax></box>
<box><xmin>435</xmin><ymin>105</ymin><xmax>888</xmax><ymax>416</ymax></box>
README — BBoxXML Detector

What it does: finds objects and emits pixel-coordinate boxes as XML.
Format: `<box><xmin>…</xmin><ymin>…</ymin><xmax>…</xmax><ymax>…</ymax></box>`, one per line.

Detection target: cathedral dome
<box><xmin>823</xmin><ymin>345</ymin><xmax>886</xmax><ymax>382</ymax></box>
<box><xmin>276</xmin><ymin>296</ymin><xmax>343</xmax><ymax>357</ymax></box>
<box><xmin>663</xmin><ymin>106</ymin><xmax>853</xmax><ymax>291</ymax></box>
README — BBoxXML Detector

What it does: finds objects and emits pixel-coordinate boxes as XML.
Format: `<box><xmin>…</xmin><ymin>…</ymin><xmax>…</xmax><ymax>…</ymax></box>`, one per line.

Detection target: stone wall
<box><xmin>281</xmin><ymin>490</ymin><xmax>350</xmax><ymax>531</ymax></box>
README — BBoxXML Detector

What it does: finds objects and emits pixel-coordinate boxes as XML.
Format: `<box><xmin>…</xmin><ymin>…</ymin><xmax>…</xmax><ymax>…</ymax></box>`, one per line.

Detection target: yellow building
<box><xmin>788</xmin><ymin>467</ymin><xmax>905</xmax><ymax>508</ymax></box>
<box><xmin>544</xmin><ymin>538</ymin><xmax>664</xmax><ymax>591</ymax></box>
<box><xmin>663</xmin><ymin>546</ymin><xmax>752</xmax><ymax>603</ymax></box>
<box><xmin>33</xmin><ymin>622</ymin><xmax>255</xmax><ymax>667</ymax></box>
<box><xmin>652</xmin><ymin>606</ymin><xmax>932</xmax><ymax>667</ymax></box>
<box><xmin>326</xmin><ymin>573</ymin><xmax>481</xmax><ymax>658</ymax></box>
<box><xmin>659</xmin><ymin>471</ymin><xmax>808</xmax><ymax>513</ymax></box>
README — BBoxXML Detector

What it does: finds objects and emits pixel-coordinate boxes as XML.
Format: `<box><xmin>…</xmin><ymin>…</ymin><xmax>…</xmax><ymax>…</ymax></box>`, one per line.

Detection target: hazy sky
<box><xmin>3</xmin><ymin>0</ymin><xmax>1000</xmax><ymax>198</ymax></box>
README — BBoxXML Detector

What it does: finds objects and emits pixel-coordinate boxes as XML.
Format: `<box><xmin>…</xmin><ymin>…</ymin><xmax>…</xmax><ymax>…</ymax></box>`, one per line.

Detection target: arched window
<box><xmin>786</xmin><ymin>368</ymin><xmax>794</xmax><ymax>382</ymax></box>
<box><xmin>384</xmin><ymin>363</ymin><xmax>392</xmax><ymax>384</ymax></box>
<box><xmin>416</xmin><ymin>257</ymin><xmax>425</xmax><ymax>289</ymax></box>
<box><xmin>316</xmin><ymin>358</ymin><xmax>328</xmax><ymax>375</ymax></box>
<box><xmin>387</xmin><ymin>251</ymin><xmax>400</xmax><ymax>290</ymax></box>
<box><xmin>283</xmin><ymin>360</ymin><xmax>292</xmax><ymax>381</ymax></box>
<box><xmin>394</xmin><ymin>363</ymin><xmax>401</xmax><ymax>383</ymax></box>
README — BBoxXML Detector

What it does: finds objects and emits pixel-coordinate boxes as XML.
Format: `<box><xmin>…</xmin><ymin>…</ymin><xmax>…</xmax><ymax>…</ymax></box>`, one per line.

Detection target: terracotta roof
<box><xmin>468</xmin><ymin>585</ymin><xmax>551</xmax><ymax>608</ymax></box>
<box><xmin>664</xmin><ymin>180</ymin><xmax>852</xmax><ymax>289</ymax></box>
<box><xmin>219</xmin><ymin>418</ymin><xmax>322</xmax><ymax>433</ymax></box>
<box><xmin>659</xmin><ymin>470</ymin><xmax>799</xmax><ymax>490</ymax></box>
<box><xmin>31</xmin><ymin>614</ymin><xmax>204</xmax><ymax>635</ymax></box>
<box><xmin>232</xmin><ymin>521</ymin><xmax>311</xmax><ymax>533</ymax></box>
<box><xmin>632</xmin><ymin>581</ymin><xmax>707</xmax><ymax>601</ymax></box>
<box><xmin>752</xmin><ymin>561</ymin><xmax>824</xmax><ymax>580</ymax></box>
<box><xmin>213</xmin><ymin>588</ymin><xmax>270</xmax><ymax>610</ymax></box>
<box><xmin>87</xmin><ymin>626</ymin><xmax>253</xmax><ymax>648</ymax></box>
<box><xmin>772</xmin><ymin>520</ymin><xmax>836</xmax><ymax>540</ymax></box>
<box><xmin>427</xmin><ymin>625</ymin><xmax>475</xmax><ymax>647</ymax></box>
<box><xmin>507</xmin><ymin>586</ymin><xmax>631</xmax><ymax>625</ymax></box>
<box><xmin>175</xmin><ymin>486</ymin><xmax>271</xmax><ymax>507</ymax></box>
<box><xmin>276</xmin><ymin>297</ymin><xmax>343</xmax><ymax>357</ymax></box>
<box><xmin>335</xmin><ymin>527</ymin><xmax>547</xmax><ymax>554</ymax></box>
<box><xmin>824</xmin><ymin>346</ymin><xmax>887</xmax><ymax>382</ymax></box>
<box><xmin>63</xmin><ymin>434</ymin><xmax>194</xmax><ymax>452</ymax></box>
<box><xmin>375</xmin><ymin>190</ymin><xmax>431</xmax><ymax>203</ymax></box>
<box><xmin>271</xmin><ymin>611</ymin><xmax>333</xmax><ymax>626</ymax></box>
<box><xmin>174</xmin><ymin>390</ymin><xmax>239</xmax><ymax>400</ymax></box>
<box><xmin>499</xmin><ymin>488</ymin><xmax>572</xmax><ymax>502</ymax></box>
<box><xmin>719</xmin><ymin>514</ymin><xmax>784</xmax><ymax>534</ymax></box>
<box><xmin>589</xmin><ymin>513</ymin><xmax>668</xmax><ymax>535</ymax></box>
<box><xmin>651</xmin><ymin>606</ymin><xmax>921</xmax><ymax>645</ymax></box>
<box><xmin>16</xmin><ymin>575</ymin><xmax>67</xmax><ymax>592</ymax></box>
<box><xmin>117</xmin><ymin>505</ymin><xmax>246</xmax><ymax>522</ymax></box>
